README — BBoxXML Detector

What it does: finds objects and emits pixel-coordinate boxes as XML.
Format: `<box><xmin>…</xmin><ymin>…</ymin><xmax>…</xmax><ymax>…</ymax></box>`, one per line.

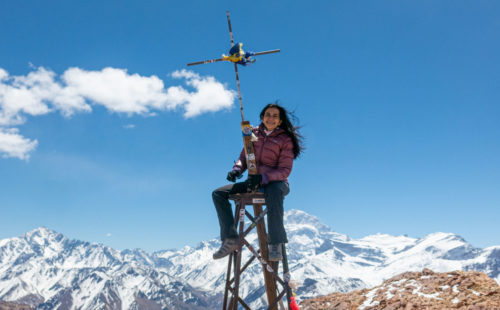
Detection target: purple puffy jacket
<box><xmin>233</xmin><ymin>123</ymin><xmax>294</xmax><ymax>184</ymax></box>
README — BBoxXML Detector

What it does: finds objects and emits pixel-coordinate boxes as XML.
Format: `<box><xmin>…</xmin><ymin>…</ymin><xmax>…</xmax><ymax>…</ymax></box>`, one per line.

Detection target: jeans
<box><xmin>212</xmin><ymin>181</ymin><xmax>290</xmax><ymax>244</ymax></box>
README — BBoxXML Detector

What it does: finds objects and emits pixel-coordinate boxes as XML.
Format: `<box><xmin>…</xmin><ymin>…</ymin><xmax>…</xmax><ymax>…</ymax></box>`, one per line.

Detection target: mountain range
<box><xmin>1</xmin><ymin>209</ymin><xmax>499</xmax><ymax>309</ymax></box>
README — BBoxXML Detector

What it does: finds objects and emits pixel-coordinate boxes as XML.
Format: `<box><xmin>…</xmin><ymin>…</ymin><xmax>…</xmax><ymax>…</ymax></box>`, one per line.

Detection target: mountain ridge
<box><xmin>1</xmin><ymin>209</ymin><xmax>499</xmax><ymax>309</ymax></box>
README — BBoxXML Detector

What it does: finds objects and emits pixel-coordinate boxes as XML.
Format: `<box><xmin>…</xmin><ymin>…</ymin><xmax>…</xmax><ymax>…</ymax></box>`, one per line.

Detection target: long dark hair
<box><xmin>260</xmin><ymin>102</ymin><xmax>304</xmax><ymax>159</ymax></box>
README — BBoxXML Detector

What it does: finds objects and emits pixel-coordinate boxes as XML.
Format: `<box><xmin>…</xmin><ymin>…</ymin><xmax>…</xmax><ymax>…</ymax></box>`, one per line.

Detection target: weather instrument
<box><xmin>187</xmin><ymin>11</ymin><xmax>280</xmax><ymax>176</ymax></box>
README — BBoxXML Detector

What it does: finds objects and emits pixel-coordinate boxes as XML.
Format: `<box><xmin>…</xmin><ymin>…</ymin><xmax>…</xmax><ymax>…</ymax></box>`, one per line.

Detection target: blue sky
<box><xmin>1</xmin><ymin>1</ymin><xmax>499</xmax><ymax>252</ymax></box>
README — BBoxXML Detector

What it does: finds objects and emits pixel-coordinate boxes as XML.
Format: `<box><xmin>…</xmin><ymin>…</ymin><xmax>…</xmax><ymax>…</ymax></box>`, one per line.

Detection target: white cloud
<box><xmin>0</xmin><ymin>66</ymin><xmax>235</xmax><ymax>160</ymax></box>
<box><xmin>0</xmin><ymin>128</ymin><xmax>38</xmax><ymax>160</ymax></box>
<box><xmin>0</xmin><ymin>68</ymin><xmax>8</xmax><ymax>80</ymax></box>
<box><xmin>62</xmin><ymin>67</ymin><xmax>168</xmax><ymax>115</ymax></box>
<box><xmin>172</xmin><ymin>69</ymin><xmax>235</xmax><ymax>118</ymax></box>
<box><xmin>0</xmin><ymin>67</ymin><xmax>90</xmax><ymax>126</ymax></box>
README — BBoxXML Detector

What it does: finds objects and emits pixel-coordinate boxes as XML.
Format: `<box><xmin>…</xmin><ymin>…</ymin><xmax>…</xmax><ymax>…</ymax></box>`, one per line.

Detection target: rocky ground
<box><xmin>0</xmin><ymin>301</ymin><xmax>33</xmax><ymax>310</ymax></box>
<box><xmin>300</xmin><ymin>269</ymin><xmax>500</xmax><ymax>310</ymax></box>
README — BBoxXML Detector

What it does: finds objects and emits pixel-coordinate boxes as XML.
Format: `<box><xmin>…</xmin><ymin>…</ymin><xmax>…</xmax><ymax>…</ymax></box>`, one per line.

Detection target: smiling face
<box><xmin>261</xmin><ymin>107</ymin><xmax>282</xmax><ymax>131</ymax></box>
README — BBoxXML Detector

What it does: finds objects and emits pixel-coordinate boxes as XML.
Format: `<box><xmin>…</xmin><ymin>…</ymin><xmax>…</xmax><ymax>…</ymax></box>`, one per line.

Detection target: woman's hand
<box><xmin>227</xmin><ymin>170</ymin><xmax>242</xmax><ymax>182</ymax></box>
<box><xmin>245</xmin><ymin>174</ymin><xmax>262</xmax><ymax>191</ymax></box>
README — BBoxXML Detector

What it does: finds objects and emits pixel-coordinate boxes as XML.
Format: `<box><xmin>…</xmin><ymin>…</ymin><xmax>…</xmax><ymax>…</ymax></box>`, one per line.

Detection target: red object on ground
<box><xmin>290</xmin><ymin>296</ymin><xmax>300</xmax><ymax>310</ymax></box>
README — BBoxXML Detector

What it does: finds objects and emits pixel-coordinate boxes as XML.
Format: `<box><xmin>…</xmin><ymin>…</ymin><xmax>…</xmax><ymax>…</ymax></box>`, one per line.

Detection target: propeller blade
<box><xmin>226</xmin><ymin>11</ymin><xmax>235</xmax><ymax>47</ymax></box>
<box><xmin>187</xmin><ymin>58</ymin><xmax>224</xmax><ymax>66</ymax></box>
<box><xmin>253</xmin><ymin>49</ymin><xmax>281</xmax><ymax>56</ymax></box>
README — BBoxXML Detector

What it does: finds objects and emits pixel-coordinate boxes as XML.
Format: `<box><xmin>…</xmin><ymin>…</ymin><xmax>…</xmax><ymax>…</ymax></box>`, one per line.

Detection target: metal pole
<box><xmin>226</xmin><ymin>11</ymin><xmax>245</xmax><ymax>122</ymax></box>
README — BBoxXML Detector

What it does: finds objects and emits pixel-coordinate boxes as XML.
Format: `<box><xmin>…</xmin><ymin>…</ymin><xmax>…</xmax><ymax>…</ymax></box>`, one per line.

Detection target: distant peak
<box><xmin>285</xmin><ymin>209</ymin><xmax>320</xmax><ymax>223</ymax></box>
<box><xmin>24</xmin><ymin>227</ymin><xmax>65</xmax><ymax>243</ymax></box>
<box><xmin>27</xmin><ymin>226</ymin><xmax>59</xmax><ymax>236</ymax></box>
<box><xmin>421</xmin><ymin>232</ymin><xmax>466</xmax><ymax>243</ymax></box>
<box><xmin>284</xmin><ymin>209</ymin><xmax>332</xmax><ymax>231</ymax></box>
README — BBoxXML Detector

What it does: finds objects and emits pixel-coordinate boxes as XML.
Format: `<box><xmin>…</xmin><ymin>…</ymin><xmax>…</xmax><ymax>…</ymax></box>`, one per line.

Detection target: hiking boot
<box><xmin>213</xmin><ymin>238</ymin><xmax>239</xmax><ymax>260</ymax></box>
<box><xmin>268</xmin><ymin>243</ymin><xmax>283</xmax><ymax>262</ymax></box>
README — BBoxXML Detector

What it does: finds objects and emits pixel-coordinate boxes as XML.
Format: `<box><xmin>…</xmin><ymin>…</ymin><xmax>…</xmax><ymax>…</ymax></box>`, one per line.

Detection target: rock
<box><xmin>300</xmin><ymin>270</ymin><xmax>500</xmax><ymax>310</ymax></box>
<box><xmin>0</xmin><ymin>301</ymin><xmax>33</xmax><ymax>310</ymax></box>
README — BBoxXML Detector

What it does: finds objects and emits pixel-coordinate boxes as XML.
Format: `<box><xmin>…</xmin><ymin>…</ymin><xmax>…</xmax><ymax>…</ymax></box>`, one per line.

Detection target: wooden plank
<box><xmin>223</xmin><ymin>252</ymin><xmax>233</xmax><ymax>310</ymax></box>
<box><xmin>253</xmin><ymin>203</ymin><xmax>278</xmax><ymax>310</ymax></box>
<box><xmin>242</xmin><ymin>121</ymin><xmax>258</xmax><ymax>175</ymax></box>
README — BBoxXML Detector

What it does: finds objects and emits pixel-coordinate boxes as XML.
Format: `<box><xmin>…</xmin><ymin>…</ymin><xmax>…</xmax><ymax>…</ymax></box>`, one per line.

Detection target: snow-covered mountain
<box><xmin>0</xmin><ymin>209</ymin><xmax>499</xmax><ymax>309</ymax></box>
<box><xmin>0</xmin><ymin>228</ymin><xmax>215</xmax><ymax>309</ymax></box>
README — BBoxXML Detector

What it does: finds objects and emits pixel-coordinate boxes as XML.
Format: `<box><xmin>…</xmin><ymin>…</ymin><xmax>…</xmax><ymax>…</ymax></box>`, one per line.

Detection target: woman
<box><xmin>212</xmin><ymin>102</ymin><xmax>303</xmax><ymax>261</ymax></box>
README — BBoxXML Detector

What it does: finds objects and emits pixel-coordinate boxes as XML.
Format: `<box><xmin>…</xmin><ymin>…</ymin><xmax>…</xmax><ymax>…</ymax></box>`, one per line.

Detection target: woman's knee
<box><xmin>212</xmin><ymin>184</ymin><xmax>232</xmax><ymax>200</ymax></box>
<box><xmin>212</xmin><ymin>189</ymin><xmax>225</xmax><ymax>201</ymax></box>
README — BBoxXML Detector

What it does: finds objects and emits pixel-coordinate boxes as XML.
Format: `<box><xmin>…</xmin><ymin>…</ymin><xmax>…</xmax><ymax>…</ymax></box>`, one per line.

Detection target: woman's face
<box><xmin>262</xmin><ymin>107</ymin><xmax>282</xmax><ymax>131</ymax></box>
